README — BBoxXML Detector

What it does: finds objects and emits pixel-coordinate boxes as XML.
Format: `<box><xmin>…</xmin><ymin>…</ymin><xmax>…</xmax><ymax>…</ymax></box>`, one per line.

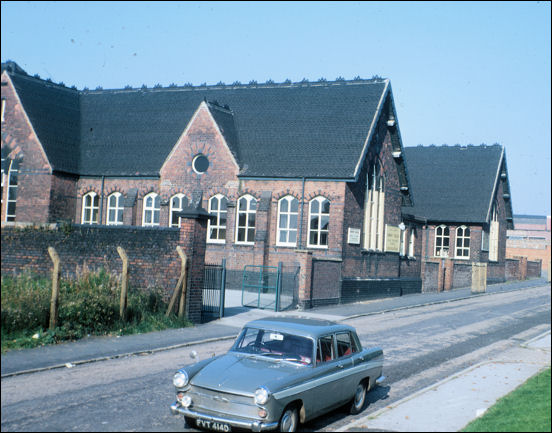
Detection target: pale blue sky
<box><xmin>2</xmin><ymin>1</ymin><xmax>550</xmax><ymax>215</ymax></box>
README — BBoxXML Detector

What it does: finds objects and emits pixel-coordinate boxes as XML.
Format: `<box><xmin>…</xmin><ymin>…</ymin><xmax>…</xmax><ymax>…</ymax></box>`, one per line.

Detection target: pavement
<box><xmin>1</xmin><ymin>277</ymin><xmax>550</xmax><ymax>432</ymax></box>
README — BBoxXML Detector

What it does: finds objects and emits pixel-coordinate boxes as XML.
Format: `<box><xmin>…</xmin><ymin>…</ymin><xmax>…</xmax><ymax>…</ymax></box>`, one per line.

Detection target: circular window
<box><xmin>192</xmin><ymin>154</ymin><xmax>209</xmax><ymax>174</ymax></box>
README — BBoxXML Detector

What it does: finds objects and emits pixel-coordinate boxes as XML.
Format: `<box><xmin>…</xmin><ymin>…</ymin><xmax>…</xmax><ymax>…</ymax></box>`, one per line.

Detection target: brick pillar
<box><xmin>296</xmin><ymin>249</ymin><xmax>313</xmax><ymax>309</ymax></box>
<box><xmin>253</xmin><ymin>191</ymin><xmax>272</xmax><ymax>267</ymax></box>
<box><xmin>123</xmin><ymin>188</ymin><xmax>138</xmax><ymax>226</ymax></box>
<box><xmin>444</xmin><ymin>259</ymin><xmax>454</xmax><ymax>291</ymax></box>
<box><xmin>226</xmin><ymin>199</ymin><xmax>236</xmax><ymax>244</ymax></box>
<box><xmin>176</xmin><ymin>193</ymin><xmax>210</xmax><ymax>324</ymax></box>
<box><xmin>160</xmin><ymin>199</ymin><xmax>170</xmax><ymax>227</ymax></box>
<box><xmin>518</xmin><ymin>256</ymin><xmax>528</xmax><ymax>280</ymax></box>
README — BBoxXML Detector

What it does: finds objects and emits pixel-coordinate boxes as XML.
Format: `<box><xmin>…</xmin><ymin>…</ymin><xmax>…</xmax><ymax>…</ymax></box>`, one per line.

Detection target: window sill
<box><xmin>361</xmin><ymin>249</ymin><xmax>385</xmax><ymax>255</ymax></box>
<box><xmin>207</xmin><ymin>240</ymin><xmax>226</xmax><ymax>245</ymax></box>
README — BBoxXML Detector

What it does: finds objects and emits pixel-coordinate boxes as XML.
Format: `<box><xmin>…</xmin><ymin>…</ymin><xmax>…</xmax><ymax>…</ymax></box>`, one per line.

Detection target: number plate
<box><xmin>196</xmin><ymin>418</ymin><xmax>232</xmax><ymax>432</ymax></box>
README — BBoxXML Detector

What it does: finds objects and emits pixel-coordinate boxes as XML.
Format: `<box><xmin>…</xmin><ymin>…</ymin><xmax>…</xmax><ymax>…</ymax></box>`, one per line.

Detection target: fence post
<box><xmin>117</xmin><ymin>246</ymin><xmax>129</xmax><ymax>322</ymax></box>
<box><xmin>276</xmin><ymin>262</ymin><xmax>283</xmax><ymax>312</ymax></box>
<box><xmin>48</xmin><ymin>247</ymin><xmax>60</xmax><ymax>330</ymax></box>
<box><xmin>219</xmin><ymin>259</ymin><xmax>226</xmax><ymax>319</ymax></box>
<box><xmin>166</xmin><ymin>246</ymin><xmax>187</xmax><ymax>317</ymax></box>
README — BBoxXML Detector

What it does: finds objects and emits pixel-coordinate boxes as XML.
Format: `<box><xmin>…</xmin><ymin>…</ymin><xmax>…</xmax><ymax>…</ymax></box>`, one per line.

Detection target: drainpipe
<box><xmin>99</xmin><ymin>175</ymin><xmax>105</xmax><ymax>224</ymax></box>
<box><xmin>298</xmin><ymin>177</ymin><xmax>306</xmax><ymax>249</ymax></box>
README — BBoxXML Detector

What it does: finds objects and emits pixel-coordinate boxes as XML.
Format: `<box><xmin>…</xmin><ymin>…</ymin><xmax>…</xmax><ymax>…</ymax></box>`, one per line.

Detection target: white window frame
<box><xmin>235</xmin><ymin>194</ymin><xmax>257</xmax><ymax>245</ymax></box>
<box><xmin>81</xmin><ymin>191</ymin><xmax>99</xmax><ymax>225</ymax></box>
<box><xmin>455</xmin><ymin>225</ymin><xmax>471</xmax><ymax>259</ymax></box>
<box><xmin>408</xmin><ymin>228</ymin><xmax>416</xmax><ymax>257</ymax></box>
<box><xmin>363</xmin><ymin>161</ymin><xmax>385</xmax><ymax>251</ymax></box>
<box><xmin>170</xmin><ymin>193</ymin><xmax>186</xmax><ymax>227</ymax></box>
<box><xmin>400</xmin><ymin>225</ymin><xmax>407</xmax><ymax>256</ymax></box>
<box><xmin>434</xmin><ymin>225</ymin><xmax>450</xmax><ymax>257</ymax></box>
<box><xmin>1</xmin><ymin>99</ymin><xmax>6</xmax><ymax>123</ymax></box>
<box><xmin>207</xmin><ymin>194</ymin><xmax>228</xmax><ymax>244</ymax></box>
<box><xmin>277</xmin><ymin>195</ymin><xmax>299</xmax><ymax>247</ymax></box>
<box><xmin>142</xmin><ymin>192</ymin><xmax>160</xmax><ymax>227</ymax></box>
<box><xmin>489</xmin><ymin>202</ymin><xmax>499</xmax><ymax>262</ymax></box>
<box><xmin>106</xmin><ymin>192</ymin><xmax>124</xmax><ymax>225</ymax></box>
<box><xmin>4</xmin><ymin>159</ymin><xmax>18</xmax><ymax>222</ymax></box>
<box><xmin>307</xmin><ymin>196</ymin><xmax>330</xmax><ymax>248</ymax></box>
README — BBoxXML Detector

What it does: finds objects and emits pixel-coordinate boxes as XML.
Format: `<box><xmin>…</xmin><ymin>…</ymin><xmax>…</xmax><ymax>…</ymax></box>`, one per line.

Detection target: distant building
<box><xmin>507</xmin><ymin>215</ymin><xmax>551</xmax><ymax>275</ymax></box>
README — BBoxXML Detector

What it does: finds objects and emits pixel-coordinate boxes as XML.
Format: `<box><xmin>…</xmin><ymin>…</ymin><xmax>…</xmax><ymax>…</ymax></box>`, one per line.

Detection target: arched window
<box><xmin>455</xmin><ymin>226</ymin><xmax>470</xmax><ymax>258</ymax></box>
<box><xmin>236</xmin><ymin>195</ymin><xmax>257</xmax><ymax>244</ymax></box>
<box><xmin>106</xmin><ymin>192</ymin><xmax>124</xmax><ymax>225</ymax></box>
<box><xmin>277</xmin><ymin>195</ymin><xmax>299</xmax><ymax>246</ymax></box>
<box><xmin>308</xmin><ymin>196</ymin><xmax>330</xmax><ymax>248</ymax></box>
<box><xmin>363</xmin><ymin>160</ymin><xmax>385</xmax><ymax>250</ymax></box>
<box><xmin>82</xmin><ymin>192</ymin><xmax>99</xmax><ymax>225</ymax></box>
<box><xmin>208</xmin><ymin>194</ymin><xmax>228</xmax><ymax>243</ymax></box>
<box><xmin>142</xmin><ymin>192</ymin><xmax>160</xmax><ymax>226</ymax></box>
<box><xmin>434</xmin><ymin>225</ymin><xmax>450</xmax><ymax>257</ymax></box>
<box><xmin>170</xmin><ymin>193</ymin><xmax>186</xmax><ymax>227</ymax></box>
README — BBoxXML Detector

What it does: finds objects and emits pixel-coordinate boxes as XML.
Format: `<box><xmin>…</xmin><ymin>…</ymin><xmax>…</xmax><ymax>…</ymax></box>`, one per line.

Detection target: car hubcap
<box><xmin>354</xmin><ymin>384</ymin><xmax>365</xmax><ymax>409</ymax></box>
<box><xmin>281</xmin><ymin>409</ymin><xmax>296</xmax><ymax>432</ymax></box>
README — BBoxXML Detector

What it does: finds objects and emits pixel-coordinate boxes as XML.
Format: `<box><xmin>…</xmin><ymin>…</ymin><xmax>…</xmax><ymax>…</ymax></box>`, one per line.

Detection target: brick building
<box><xmin>507</xmin><ymin>215</ymin><xmax>551</xmax><ymax>276</ymax></box>
<box><xmin>402</xmin><ymin>144</ymin><xmax>514</xmax><ymax>291</ymax></box>
<box><xmin>2</xmin><ymin>61</ymin><xmax>417</xmax><ymax>305</ymax></box>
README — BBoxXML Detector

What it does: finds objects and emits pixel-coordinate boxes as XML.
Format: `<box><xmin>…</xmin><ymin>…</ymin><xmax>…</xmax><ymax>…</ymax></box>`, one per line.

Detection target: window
<box><xmin>208</xmin><ymin>194</ymin><xmax>227</xmax><ymax>243</ymax></box>
<box><xmin>82</xmin><ymin>192</ymin><xmax>99</xmax><ymax>225</ymax></box>
<box><xmin>336</xmin><ymin>332</ymin><xmax>359</xmax><ymax>357</ymax></box>
<box><xmin>192</xmin><ymin>154</ymin><xmax>209</xmax><ymax>174</ymax></box>
<box><xmin>106</xmin><ymin>192</ymin><xmax>124</xmax><ymax>225</ymax></box>
<box><xmin>316</xmin><ymin>335</ymin><xmax>335</xmax><ymax>364</ymax></box>
<box><xmin>408</xmin><ymin>228</ymin><xmax>416</xmax><ymax>257</ymax></box>
<box><xmin>400</xmin><ymin>225</ymin><xmax>407</xmax><ymax>256</ymax></box>
<box><xmin>434</xmin><ymin>225</ymin><xmax>450</xmax><ymax>257</ymax></box>
<box><xmin>170</xmin><ymin>193</ymin><xmax>186</xmax><ymax>227</ymax></box>
<box><xmin>1</xmin><ymin>99</ymin><xmax>6</xmax><ymax>123</ymax></box>
<box><xmin>142</xmin><ymin>192</ymin><xmax>160</xmax><ymax>226</ymax></box>
<box><xmin>308</xmin><ymin>196</ymin><xmax>330</xmax><ymax>248</ymax></box>
<box><xmin>236</xmin><ymin>195</ymin><xmax>256</xmax><ymax>244</ymax></box>
<box><xmin>277</xmin><ymin>195</ymin><xmax>298</xmax><ymax>246</ymax></box>
<box><xmin>455</xmin><ymin>226</ymin><xmax>470</xmax><ymax>258</ymax></box>
<box><xmin>363</xmin><ymin>160</ymin><xmax>385</xmax><ymax>250</ymax></box>
<box><xmin>489</xmin><ymin>202</ymin><xmax>499</xmax><ymax>261</ymax></box>
<box><xmin>3</xmin><ymin>159</ymin><xmax>18</xmax><ymax>222</ymax></box>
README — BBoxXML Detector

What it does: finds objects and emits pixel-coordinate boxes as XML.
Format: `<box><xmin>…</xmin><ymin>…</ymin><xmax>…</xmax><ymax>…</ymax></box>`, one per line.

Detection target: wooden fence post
<box><xmin>48</xmin><ymin>247</ymin><xmax>60</xmax><ymax>330</ymax></box>
<box><xmin>117</xmin><ymin>246</ymin><xmax>129</xmax><ymax>322</ymax></box>
<box><xmin>166</xmin><ymin>246</ymin><xmax>187</xmax><ymax>317</ymax></box>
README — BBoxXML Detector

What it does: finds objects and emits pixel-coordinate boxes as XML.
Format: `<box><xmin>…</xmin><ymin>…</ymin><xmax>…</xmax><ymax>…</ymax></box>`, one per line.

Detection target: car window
<box><xmin>316</xmin><ymin>335</ymin><xmax>335</xmax><ymax>364</ymax></box>
<box><xmin>336</xmin><ymin>332</ymin><xmax>358</xmax><ymax>358</ymax></box>
<box><xmin>232</xmin><ymin>327</ymin><xmax>313</xmax><ymax>365</ymax></box>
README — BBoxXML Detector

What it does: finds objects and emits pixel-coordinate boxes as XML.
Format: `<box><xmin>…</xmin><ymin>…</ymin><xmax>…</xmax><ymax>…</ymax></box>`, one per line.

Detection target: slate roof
<box><xmin>402</xmin><ymin>144</ymin><xmax>507</xmax><ymax>224</ymax></box>
<box><xmin>3</xmin><ymin>63</ymin><xmax>392</xmax><ymax>179</ymax></box>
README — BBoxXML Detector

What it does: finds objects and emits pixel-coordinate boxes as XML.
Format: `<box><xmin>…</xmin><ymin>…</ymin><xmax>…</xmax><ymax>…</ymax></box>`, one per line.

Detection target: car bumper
<box><xmin>170</xmin><ymin>403</ymin><xmax>279</xmax><ymax>432</ymax></box>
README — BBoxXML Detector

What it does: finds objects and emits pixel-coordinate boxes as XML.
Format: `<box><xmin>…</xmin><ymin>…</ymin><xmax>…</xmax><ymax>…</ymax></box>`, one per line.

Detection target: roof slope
<box><xmin>402</xmin><ymin>145</ymin><xmax>504</xmax><ymax>224</ymax></box>
<box><xmin>7</xmin><ymin>72</ymin><xmax>81</xmax><ymax>174</ymax></box>
<box><xmin>78</xmin><ymin>81</ymin><xmax>388</xmax><ymax>177</ymax></box>
<box><xmin>4</xmin><ymin>62</ymin><xmax>389</xmax><ymax>178</ymax></box>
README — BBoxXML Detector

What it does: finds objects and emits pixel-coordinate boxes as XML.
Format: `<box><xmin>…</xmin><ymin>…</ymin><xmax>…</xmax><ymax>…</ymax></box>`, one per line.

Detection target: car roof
<box><xmin>244</xmin><ymin>316</ymin><xmax>356</xmax><ymax>339</ymax></box>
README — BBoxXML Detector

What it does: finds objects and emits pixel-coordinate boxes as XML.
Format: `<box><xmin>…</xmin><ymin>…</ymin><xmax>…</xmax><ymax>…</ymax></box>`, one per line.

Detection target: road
<box><xmin>1</xmin><ymin>285</ymin><xmax>550</xmax><ymax>432</ymax></box>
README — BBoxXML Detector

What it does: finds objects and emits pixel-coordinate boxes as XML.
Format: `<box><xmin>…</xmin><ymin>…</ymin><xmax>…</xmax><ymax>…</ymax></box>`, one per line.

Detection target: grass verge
<box><xmin>462</xmin><ymin>367</ymin><xmax>551</xmax><ymax>432</ymax></box>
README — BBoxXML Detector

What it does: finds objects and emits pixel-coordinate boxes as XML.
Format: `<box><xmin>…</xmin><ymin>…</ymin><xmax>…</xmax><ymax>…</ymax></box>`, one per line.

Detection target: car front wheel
<box><xmin>279</xmin><ymin>405</ymin><xmax>299</xmax><ymax>432</ymax></box>
<box><xmin>350</xmin><ymin>380</ymin><xmax>367</xmax><ymax>414</ymax></box>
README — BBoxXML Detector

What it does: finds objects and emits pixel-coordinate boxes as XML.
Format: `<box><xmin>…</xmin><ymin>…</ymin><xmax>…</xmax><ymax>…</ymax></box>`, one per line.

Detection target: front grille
<box><xmin>188</xmin><ymin>385</ymin><xmax>259</xmax><ymax>419</ymax></box>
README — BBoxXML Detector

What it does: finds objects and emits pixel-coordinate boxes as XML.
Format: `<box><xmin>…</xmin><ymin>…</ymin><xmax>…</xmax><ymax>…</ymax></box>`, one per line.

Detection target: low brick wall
<box><xmin>1</xmin><ymin>224</ymin><xmax>182</xmax><ymax>292</ymax></box>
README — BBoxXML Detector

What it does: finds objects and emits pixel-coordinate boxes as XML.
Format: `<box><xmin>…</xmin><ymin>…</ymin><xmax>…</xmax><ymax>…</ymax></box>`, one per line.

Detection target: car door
<box><xmin>334</xmin><ymin>331</ymin><xmax>358</xmax><ymax>400</ymax></box>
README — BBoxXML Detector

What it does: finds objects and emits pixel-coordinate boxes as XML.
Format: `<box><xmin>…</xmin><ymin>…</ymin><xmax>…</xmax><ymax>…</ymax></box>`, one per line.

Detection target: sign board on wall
<box><xmin>385</xmin><ymin>225</ymin><xmax>401</xmax><ymax>253</ymax></box>
<box><xmin>347</xmin><ymin>228</ymin><xmax>361</xmax><ymax>245</ymax></box>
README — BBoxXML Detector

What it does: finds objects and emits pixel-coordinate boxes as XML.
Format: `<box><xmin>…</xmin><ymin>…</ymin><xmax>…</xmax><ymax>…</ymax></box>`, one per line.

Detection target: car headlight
<box><xmin>173</xmin><ymin>371</ymin><xmax>189</xmax><ymax>388</ymax></box>
<box><xmin>254</xmin><ymin>387</ymin><xmax>270</xmax><ymax>405</ymax></box>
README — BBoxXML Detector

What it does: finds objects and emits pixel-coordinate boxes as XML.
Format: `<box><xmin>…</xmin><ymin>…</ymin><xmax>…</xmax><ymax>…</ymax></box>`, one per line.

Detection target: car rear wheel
<box><xmin>350</xmin><ymin>380</ymin><xmax>367</xmax><ymax>414</ymax></box>
<box><xmin>279</xmin><ymin>405</ymin><xmax>299</xmax><ymax>432</ymax></box>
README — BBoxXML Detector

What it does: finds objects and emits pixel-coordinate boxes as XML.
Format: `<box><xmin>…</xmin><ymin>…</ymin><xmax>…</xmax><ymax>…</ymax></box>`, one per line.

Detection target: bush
<box><xmin>1</xmin><ymin>269</ymin><xmax>190</xmax><ymax>350</ymax></box>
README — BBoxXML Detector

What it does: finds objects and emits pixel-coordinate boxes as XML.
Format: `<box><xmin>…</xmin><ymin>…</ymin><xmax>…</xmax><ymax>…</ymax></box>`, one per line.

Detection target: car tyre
<box><xmin>350</xmin><ymin>380</ymin><xmax>367</xmax><ymax>415</ymax></box>
<box><xmin>184</xmin><ymin>416</ymin><xmax>195</xmax><ymax>429</ymax></box>
<box><xmin>279</xmin><ymin>405</ymin><xmax>299</xmax><ymax>432</ymax></box>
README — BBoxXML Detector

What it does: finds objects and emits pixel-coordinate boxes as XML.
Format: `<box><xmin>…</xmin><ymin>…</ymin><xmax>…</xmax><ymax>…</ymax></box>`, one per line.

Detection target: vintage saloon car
<box><xmin>170</xmin><ymin>317</ymin><xmax>384</xmax><ymax>432</ymax></box>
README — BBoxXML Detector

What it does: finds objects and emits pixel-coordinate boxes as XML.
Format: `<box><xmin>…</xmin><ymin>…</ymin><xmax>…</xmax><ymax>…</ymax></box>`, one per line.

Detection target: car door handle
<box><xmin>358</xmin><ymin>357</ymin><xmax>364</xmax><ymax>362</ymax></box>
<box><xmin>337</xmin><ymin>363</ymin><xmax>344</xmax><ymax>369</ymax></box>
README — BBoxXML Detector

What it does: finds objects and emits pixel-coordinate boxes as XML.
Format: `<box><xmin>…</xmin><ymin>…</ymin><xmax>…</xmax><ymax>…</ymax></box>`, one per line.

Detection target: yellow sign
<box><xmin>385</xmin><ymin>225</ymin><xmax>401</xmax><ymax>253</ymax></box>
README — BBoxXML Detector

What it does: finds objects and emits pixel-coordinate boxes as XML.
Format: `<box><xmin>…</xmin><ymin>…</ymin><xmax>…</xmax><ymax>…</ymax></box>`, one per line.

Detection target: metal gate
<box><xmin>241</xmin><ymin>264</ymin><xmax>281</xmax><ymax>311</ymax></box>
<box><xmin>202</xmin><ymin>259</ymin><xmax>226</xmax><ymax>323</ymax></box>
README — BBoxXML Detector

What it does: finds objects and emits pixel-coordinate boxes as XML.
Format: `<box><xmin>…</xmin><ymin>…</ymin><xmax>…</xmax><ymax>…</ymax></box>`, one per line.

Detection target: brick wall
<box><xmin>1</xmin><ymin>224</ymin><xmax>182</xmax><ymax>291</ymax></box>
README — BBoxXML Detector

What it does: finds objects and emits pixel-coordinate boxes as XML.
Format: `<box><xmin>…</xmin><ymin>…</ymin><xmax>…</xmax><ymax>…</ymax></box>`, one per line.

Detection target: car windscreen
<box><xmin>231</xmin><ymin>327</ymin><xmax>314</xmax><ymax>366</ymax></box>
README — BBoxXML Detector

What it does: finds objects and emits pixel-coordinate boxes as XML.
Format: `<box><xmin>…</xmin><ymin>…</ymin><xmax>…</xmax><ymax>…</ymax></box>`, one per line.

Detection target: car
<box><xmin>170</xmin><ymin>316</ymin><xmax>384</xmax><ymax>432</ymax></box>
